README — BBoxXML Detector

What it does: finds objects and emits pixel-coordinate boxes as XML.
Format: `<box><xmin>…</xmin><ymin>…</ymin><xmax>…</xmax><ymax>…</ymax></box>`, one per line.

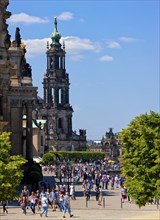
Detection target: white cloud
<box><xmin>107</xmin><ymin>41</ymin><xmax>121</xmax><ymax>49</ymax></box>
<box><xmin>23</xmin><ymin>38</ymin><xmax>49</xmax><ymax>57</ymax></box>
<box><xmin>22</xmin><ymin>36</ymin><xmax>102</xmax><ymax>59</ymax></box>
<box><xmin>57</xmin><ymin>12</ymin><xmax>73</xmax><ymax>21</ymax></box>
<box><xmin>119</xmin><ymin>36</ymin><xmax>136</xmax><ymax>43</ymax></box>
<box><xmin>67</xmin><ymin>54</ymin><xmax>85</xmax><ymax>61</ymax></box>
<box><xmin>8</xmin><ymin>13</ymin><xmax>49</xmax><ymax>24</ymax></box>
<box><xmin>100</xmin><ymin>55</ymin><xmax>113</xmax><ymax>62</ymax></box>
<box><xmin>62</xmin><ymin>36</ymin><xmax>102</xmax><ymax>53</ymax></box>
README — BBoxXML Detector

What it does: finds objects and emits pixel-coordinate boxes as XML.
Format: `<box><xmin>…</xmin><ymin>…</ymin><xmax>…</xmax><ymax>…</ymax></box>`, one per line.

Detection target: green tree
<box><xmin>120</xmin><ymin>111</ymin><xmax>160</xmax><ymax>207</ymax></box>
<box><xmin>0</xmin><ymin>132</ymin><xmax>27</xmax><ymax>201</ymax></box>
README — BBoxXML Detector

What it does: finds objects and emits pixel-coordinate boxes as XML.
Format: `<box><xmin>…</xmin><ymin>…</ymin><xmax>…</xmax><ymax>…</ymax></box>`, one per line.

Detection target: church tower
<box><xmin>39</xmin><ymin>17</ymin><xmax>86</xmax><ymax>151</ymax></box>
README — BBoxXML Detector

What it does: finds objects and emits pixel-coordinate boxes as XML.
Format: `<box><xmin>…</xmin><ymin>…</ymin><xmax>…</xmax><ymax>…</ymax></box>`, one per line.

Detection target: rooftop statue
<box><xmin>15</xmin><ymin>27</ymin><xmax>21</xmax><ymax>47</ymax></box>
<box><xmin>21</xmin><ymin>62</ymin><xmax>32</xmax><ymax>77</ymax></box>
<box><xmin>21</xmin><ymin>56</ymin><xmax>32</xmax><ymax>77</ymax></box>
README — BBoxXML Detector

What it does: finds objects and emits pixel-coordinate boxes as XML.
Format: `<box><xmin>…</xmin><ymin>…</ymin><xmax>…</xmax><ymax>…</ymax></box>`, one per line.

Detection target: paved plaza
<box><xmin>0</xmin><ymin>173</ymin><xmax>160</xmax><ymax>220</ymax></box>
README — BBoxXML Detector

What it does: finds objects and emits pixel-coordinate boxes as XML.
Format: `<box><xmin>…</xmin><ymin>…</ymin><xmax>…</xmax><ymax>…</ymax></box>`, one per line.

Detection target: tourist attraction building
<box><xmin>0</xmin><ymin>1</ymin><xmax>86</xmax><ymax>159</ymax></box>
<box><xmin>88</xmin><ymin>128</ymin><xmax>121</xmax><ymax>162</ymax></box>
<box><xmin>0</xmin><ymin>0</ymin><xmax>37</xmax><ymax>160</ymax></box>
<box><xmin>35</xmin><ymin>17</ymin><xmax>86</xmax><ymax>151</ymax></box>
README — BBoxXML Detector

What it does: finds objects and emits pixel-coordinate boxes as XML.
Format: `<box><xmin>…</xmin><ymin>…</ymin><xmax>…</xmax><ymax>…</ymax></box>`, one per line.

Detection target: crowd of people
<box><xmin>3</xmin><ymin>160</ymin><xmax>136</xmax><ymax>217</ymax></box>
<box><xmin>18</xmin><ymin>184</ymin><xmax>74</xmax><ymax>218</ymax></box>
<box><xmin>16</xmin><ymin>159</ymin><xmax>128</xmax><ymax>217</ymax></box>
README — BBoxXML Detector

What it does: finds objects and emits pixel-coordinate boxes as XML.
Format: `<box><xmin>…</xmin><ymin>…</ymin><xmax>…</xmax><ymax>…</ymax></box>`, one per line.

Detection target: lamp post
<box><xmin>45</xmin><ymin>104</ymin><xmax>50</xmax><ymax>153</ymax></box>
<box><xmin>66</xmin><ymin>162</ymin><xmax>71</xmax><ymax>193</ymax></box>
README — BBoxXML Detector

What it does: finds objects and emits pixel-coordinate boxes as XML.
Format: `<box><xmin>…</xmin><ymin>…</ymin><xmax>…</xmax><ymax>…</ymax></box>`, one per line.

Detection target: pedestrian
<box><xmin>115</xmin><ymin>175</ymin><xmax>119</xmax><ymax>188</ymax></box>
<box><xmin>40</xmin><ymin>194</ymin><xmax>48</xmax><ymax>217</ymax></box>
<box><xmin>19</xmin><ymin>195</ymin><xmax>27</xmax><ymax>215</ymax></box>
<box><xmin>111</xmin><ymin>176</ymin><xmax>115</xmax><ymax>190</ymax></box>
<box><xmin>35</xmin><ymin>190</ymin><xmax>41</xmax><ymax>211</ymax></box>
<box><xmin>49</xmin><ymin>187</ymin><xmax>57</xmax><ymax>211</ymax></box>
<box><xmin>59</xmin><ymin>192</ymin><xmax>64</xmax><ymax>212</ymax></box>
<box><xmin>95</xmin><ymin>186</ymin><xmax>100</xmax><ymax>201</ymax></box>
<box><xmin>63</xmin><ymin>192</ymin><xmax>73</xmax><ymax>218</ymax></box>
<box><xmin>29</xmin><ymin>191</ymin><xmax>37</xmax><ymax>214</ymax></box>
<box><xmin>69</xmin><ymin>183</ymin><xmax>76</xmax><ymax>200</ymax></box>
<box><xmin>98</xmin><ymin>185</ymin><xmax>103</xmax><ymax>205</ymax></box>
<box><xmin>82</xmin><ymin>180</ymin><xmax>88</xmax><ymax>197</ymax></box>
<box><xmin>2</xmin><ymin>201</ymin><xmax>8</xmax><ymax>214</ymax></box>
<box><xmin>46</xmin><ymin>188</ymin><xmax>52</xmax><ymax>208</ymax></box>
<box><xmin>22</xmin><ymin>185</ymin><xmax>30</xmax><ymax>209</ymax></box>
<box><xmin>121</xmin><ymin>185</ymin><xmax>127</xmax><ymax>203</ymax></box>
<box><xmin>86</xmin><ymin>188</ymin><xmax>91</xmax><ymax>201</ymax></box>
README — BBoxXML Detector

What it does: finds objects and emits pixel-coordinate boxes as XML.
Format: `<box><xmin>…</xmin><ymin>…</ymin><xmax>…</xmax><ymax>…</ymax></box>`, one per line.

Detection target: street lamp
<box><xmin>66</xmin><ymin>162</ymin><xmax>71</xmax><ymax>193</ymax></box>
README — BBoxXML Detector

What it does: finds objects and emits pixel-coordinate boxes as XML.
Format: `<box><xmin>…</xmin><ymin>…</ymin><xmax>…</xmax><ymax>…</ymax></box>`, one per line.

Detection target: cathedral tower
<box><xmin>39</xmin><ymin>17</ymin><xmax>86</xmax><ymax>151</ymax></box>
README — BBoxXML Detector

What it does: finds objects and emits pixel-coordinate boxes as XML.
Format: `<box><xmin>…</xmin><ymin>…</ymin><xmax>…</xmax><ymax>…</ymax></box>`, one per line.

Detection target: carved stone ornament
<box><xmin>0</xmin><ymin>0</ymin><xmax>11</xmax><ymax>48</ymax></box>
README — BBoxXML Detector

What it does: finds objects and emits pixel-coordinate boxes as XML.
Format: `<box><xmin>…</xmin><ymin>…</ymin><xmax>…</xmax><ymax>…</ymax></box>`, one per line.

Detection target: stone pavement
<box><xmin>0</xmin><ymin>174</ymin><xmax>160</xmax><ymax>220</ymax></box>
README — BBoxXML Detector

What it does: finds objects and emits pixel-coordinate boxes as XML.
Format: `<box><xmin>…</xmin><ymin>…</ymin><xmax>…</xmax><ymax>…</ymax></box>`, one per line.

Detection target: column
<box><xmin>26</xmin><ymin>102</ymin><xmax>33</xmax><ymax>160</ymax></box>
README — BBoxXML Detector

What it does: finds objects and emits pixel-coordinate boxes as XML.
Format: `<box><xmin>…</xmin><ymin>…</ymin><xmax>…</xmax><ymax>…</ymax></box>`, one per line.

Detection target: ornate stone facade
<box><xmin>0</xmin><ymin>1</ymin><xmax>37</xmax><ymax>160</ymax></box>
<box><xmin>36</xmin><ymin>17</ymin><xmax>86</xmax><ymax>151</ymax></box>
<box><xmin>101</xmin><ymin>128</ymin><xmax>121</xmax><ymax>161</ymax></box>
<box><xmin>1</xmin><ymin>2</ymin><xmax>86</xmax><ymax>157</ymax></box>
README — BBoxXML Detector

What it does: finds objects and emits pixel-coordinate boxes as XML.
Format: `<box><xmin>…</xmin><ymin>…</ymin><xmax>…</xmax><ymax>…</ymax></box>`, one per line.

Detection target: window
<box><xmin>58</xmin><ymin>118</ymin><xmax>62</xmax><ymax>129</ymax></box>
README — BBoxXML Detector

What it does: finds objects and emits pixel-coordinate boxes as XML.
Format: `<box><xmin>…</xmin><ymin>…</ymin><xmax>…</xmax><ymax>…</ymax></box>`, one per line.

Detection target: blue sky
<box><xmin>8</xmin><ymin>0</ymin><xmax>159</xmax><ymax>140</ymax></box>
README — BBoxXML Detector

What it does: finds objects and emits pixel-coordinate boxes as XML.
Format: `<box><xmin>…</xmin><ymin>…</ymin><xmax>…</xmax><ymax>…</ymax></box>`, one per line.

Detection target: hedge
<box><xmin>42</xmin><ymin>151</ymin><xmax>105</xmax><ymax>165</ymax></box>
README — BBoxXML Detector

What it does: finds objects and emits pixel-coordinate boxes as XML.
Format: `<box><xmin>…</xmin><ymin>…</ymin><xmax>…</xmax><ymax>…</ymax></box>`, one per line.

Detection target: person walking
<box><xmin>98</xmin><ymin>185</ymin><xmax>103</xmax><ymax>205</ymax></box>
<box><xmin>95</xmin><ymin>186</ymin><xmax>100</xmax><ymax>201</ymax></box>
<box><xmin>59</xmin><ymin>191</ymin><xmax>64</xmax><ymax>212</ymax></box>
<box><xmin>2</xmin><ymin>201</ymin><xmax>8</xmax><ymax>214</ymax></box>
<box><xmin>35</xmin><ymin>190</ymin><xmax>41</xmax><ymax>211</ymax></box>
<box><xmin>63</xmin><ymin>192</ymin><xmax>73</xmax><ymax>218</ymax></box>
<box><xmin>19</xmin><ymin>195</ymin><xmax>27</xmax><ymax>215</ymax></box>
<box><xmin>29</xmin><ymin>191</ymin><xmax>37</xmax><ymax>214</ymax></box>
<box><xmin>69</xmin><ymin>183</ymin><xmax>76</xmax><ymax>200</ymax></box>
<box><xmin>121</xmin><ymin>185</ymin><xmax>127</xmax><ymax>203</ymax></box>
<box><xmin>40</xmin><ymin>194</ymin><xmax>48</xmax><ymax>217</ymax></box>
<box><xmin>115</xmin><ymin>175</ymin><xmax>119</xmax><ymax>188</ymax></box>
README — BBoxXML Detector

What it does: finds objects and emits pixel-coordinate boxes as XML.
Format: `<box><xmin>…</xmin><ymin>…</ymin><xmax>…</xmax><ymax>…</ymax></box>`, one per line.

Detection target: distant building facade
<box><xmin>88</xmin><ymin>128</ymin><xmax>121</xmax><ymax>161</ymax></box>
<box><xmin>102</xmin><ymin>128</ymin><xmax>121</xmax><ymax>161</ymax></box>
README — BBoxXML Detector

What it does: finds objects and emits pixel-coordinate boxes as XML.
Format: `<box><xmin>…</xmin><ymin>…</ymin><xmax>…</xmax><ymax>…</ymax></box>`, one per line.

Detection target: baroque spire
<box><xmin>50</xmin><ymin>17</ymin><xmax>61</xmax><ymax>44</ymax></box>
